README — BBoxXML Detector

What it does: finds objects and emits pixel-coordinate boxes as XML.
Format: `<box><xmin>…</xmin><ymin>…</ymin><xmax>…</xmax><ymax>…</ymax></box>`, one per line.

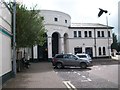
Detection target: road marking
<box><xmin>73</xmin><ymin>71</ymin><xmax>77</xmax><ymax>73</ymax></box>
<box><xmin>87</xmin><ymin>78</ymin><xmax>92</xmax><ymax>81</ymax></box>
<box><xmin>77</xmin><ymin>73</ymin><xmax>81</xmax><ymax>75</ymax></box>
<box><xmin>82</xmin><ymin>75</ymin><xmax>86</xmax><ymax>78</ymax></box>
<box><xmin>63</xmin><ymin>81</ymin><xmax>77</xmax><ymax>90</ymax></box>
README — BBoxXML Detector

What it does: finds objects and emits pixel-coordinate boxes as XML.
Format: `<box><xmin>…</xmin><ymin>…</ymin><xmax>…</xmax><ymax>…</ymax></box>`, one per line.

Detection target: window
<box><xmin>54</xmin><ymin>17</ymin><xmax>58</xmax><ymax>21</ymax></box>
<box><xmin>74</xmin><ymin>31</ymin><xmax>77</xmax><ymax>37</ymax></box>
<box><xmin>74</xmin><ymin>47</ymin><xmax>82</xmax><ymax>54</ymax></box>
<box><xmin>101</xmin><ymin>31</ymin><xmax>104</xmax><ymax>37</ymax></box>
<box><xmin>108</xmin><ymin>31</ymin><xmax>111</xmax><ymax>37</ymax></box>
<box><xmin>65</xmin><ymin>20</ymin><xmax>67</xmax><ymax>23</ymax></box>
<box><xmin>89</xmin><ymin>31</ymin><xmax>92</xmax><ymax>37</ymax></box>
<box><xmin>99</xmin><ymin>47</ymin><xmax>101</xmax><ymax>55</ymax></box>
<box><xmin>103</xmin><ymin>47</ymin><xmax>106</xmax><ymax>55</ymax></box>
<box><xmin>84</xmin><ymin>31</ymin><xmax>87</xmax><ymax>37</ymax></box>
<box><xmin>56</xmin><ymin>55</ymin><xmax>64</xmax><ymax>58</ymax></box>
<box><xmin>78</xmin><ymin>31</ymin><xmax>81</xmax><ymax>37</ymax></box>
<box><xmin>97</xmin><ymin>31</ymin><xmax>100</xmax><ymax>37</ymax></box>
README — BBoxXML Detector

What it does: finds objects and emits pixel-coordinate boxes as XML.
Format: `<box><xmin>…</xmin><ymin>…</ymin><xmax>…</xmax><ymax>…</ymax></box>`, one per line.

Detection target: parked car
<box><xmin>76</xmin><ymin>53</ymin><xmax>92</xmax><ymax>62</ymax></box>
<box><xmin>52</xmin><ymin>53</ymin><xmax>92</xmax><ymax>69</ymax></box>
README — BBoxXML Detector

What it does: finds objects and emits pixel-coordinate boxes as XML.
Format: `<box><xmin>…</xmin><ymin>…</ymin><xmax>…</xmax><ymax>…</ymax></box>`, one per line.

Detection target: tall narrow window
<box><xmin>84</xmin><ymin>31</ymin><xmax>87</xmax><ymax>37</ymax></box>
<box><xmin>54</xmin><ymin>17</ymin><xmax>58</xmax><ymax>21</ymax></box>
<box><xmin>89</xmin><ymin>31</ymin><xmax>92</xmax><ymax>37</ymax></box>
<box><xmin>65</xmin><ymin>20</ymin><xmax>67</xmax><ymax>23</ymax></box>
<box><xmin>99</xmin><ymin>47</ymin><xmax>101</xmax><ymax>55</ymax></box>
<box><xmin>101</xmin><ymin>31</ymin><xmax>104</xmax><ymax>37</ymax></box>
<box><xmin>103</xmin><ymin>47</ymin><xmax>106</xmax><ymax>55</ymax></box>
<box><xmin>74</xmin><ymin>31</ymin><xmax>77</xmax><ymax>37</ymax></box>
<box><xmin>78</xmin><ymin>31</ymin><xmax>81</xmax><ymax>37</ymax></box>
<box><xmin>108</xmin><ymin>31</ymin><xmax>111</xmax><ymax>37</ymax></box>
<box><xmin>97</xmin><ymin>31</ymin><xmax>100</xmax><ymax>37</ymax></box>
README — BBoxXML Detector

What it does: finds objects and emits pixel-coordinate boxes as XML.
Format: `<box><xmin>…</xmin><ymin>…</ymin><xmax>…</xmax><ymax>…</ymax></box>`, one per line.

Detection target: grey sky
<box><xmin>5</xmin><ymin>0</ymin><xmax>119</xmax><ymax>35</ymax></box>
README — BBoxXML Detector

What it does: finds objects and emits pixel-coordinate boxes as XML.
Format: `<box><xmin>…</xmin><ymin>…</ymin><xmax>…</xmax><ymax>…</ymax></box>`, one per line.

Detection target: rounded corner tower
<box><xmin>40</xmin><ymin>10</ymin><xmax>71</xmax><ymax>27</ymax></box>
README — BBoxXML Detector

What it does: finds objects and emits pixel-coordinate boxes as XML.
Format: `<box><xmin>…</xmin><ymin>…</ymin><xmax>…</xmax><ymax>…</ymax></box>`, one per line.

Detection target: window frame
<box><xmin>54</xmin><ymin>17</ymin><xmax>58</xmax><ymax>21</ymax></box>
<box><xmin>74</xmin><ymin>31</ymin><xmax>77</xmax><ymax>37</ymax></box>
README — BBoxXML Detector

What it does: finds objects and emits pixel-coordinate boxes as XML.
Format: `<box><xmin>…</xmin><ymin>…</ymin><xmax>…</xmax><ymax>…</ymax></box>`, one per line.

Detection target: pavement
<box><xmin>2</xmin><ymin>62</ymin><xmax>66</xmax><ymax>89</ymax></box>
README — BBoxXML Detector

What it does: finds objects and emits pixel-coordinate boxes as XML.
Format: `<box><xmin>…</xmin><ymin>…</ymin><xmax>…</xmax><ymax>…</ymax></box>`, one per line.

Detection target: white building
<box><xmin>32</xmin><ymin>10</ymin><xmax>113</xmax><ymax>61</ymax></box>
<box><xmin>0</xmin><ymin>2</ymin><xmax>12</xmax><ymax>85</ymax></box>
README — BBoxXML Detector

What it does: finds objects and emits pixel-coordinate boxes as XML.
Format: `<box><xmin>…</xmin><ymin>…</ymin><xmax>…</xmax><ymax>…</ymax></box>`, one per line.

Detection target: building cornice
<box><xmin>68</xmin><ymin>26</ymin><xmax>114</xmax><ymax>29</ymax></box>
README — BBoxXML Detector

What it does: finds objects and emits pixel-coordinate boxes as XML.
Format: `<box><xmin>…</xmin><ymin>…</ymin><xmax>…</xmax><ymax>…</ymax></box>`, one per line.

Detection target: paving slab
<box><xmin>2</xmin><ymin>62</ymin><xmax>66</xmax><ymax>89</ymax></box>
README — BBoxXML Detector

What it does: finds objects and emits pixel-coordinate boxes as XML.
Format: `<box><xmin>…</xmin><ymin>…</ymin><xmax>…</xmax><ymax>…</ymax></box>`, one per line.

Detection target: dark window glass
<box><xmin>78</xmin><ymin>31</ymin><xmax>81</xmax><ymax>37</ymax></box>
<box><xmin>84</xmin><ymin>31</ymin><xmax>87</xmax><ymax>37</ymax></box>
<box><xmin>65</xmin><ymin>20</ymin><xmax>67</xmax><ymax>23</ymax></box>
<box><xmin>97</xmin><ymin>31</ymin><xmax>100</xmax><ymax>37</ymax></box>
<box><xmin>54</xmin><ymin>18</ymin><xmax>58</xmax><ymax>21</ymax></box>
<box><xmin>74</xmin><ymin>47</ymin><xmax>82</xmax><ymax>54</ymax></box>
<box><xmin>74</xmin><ymin>31</ymin><xmax>77</xmax><ymax>37</ymax></box>
<box><xmin>108</xmin><ymin>31</ymin><xmax>111</xmax><ymax>37</ymax></box>
<box><xmin>89</xmin><ymin>31</ymin><xmax>92</xmax><ymax>37</ymax></box>
<box><xmin>77</xmin><ymin>55</ymin><xmax>87</xmax><ymax>58</ymax></box>
<box><xmin>99</xmin><ymin>47</ymin><xmax>101</xmax><ymax>55</ymax></box>
<box><xmin>56</xmin><ymin>55</ymin><xmax>63</xmax><ymax>58</ymax></box>
<box><xmin>102</xmin><ymin>31</ymin><xmax>104</xmax><ymax>37</ymax></box>
<box><xmin>103</xmin><ymin>47</ymin><xmax>106</xmax><ymax>55</ymax></box>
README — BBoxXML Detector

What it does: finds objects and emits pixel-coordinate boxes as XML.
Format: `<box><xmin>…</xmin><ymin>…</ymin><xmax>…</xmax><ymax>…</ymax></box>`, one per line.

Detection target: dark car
<box><xmin>52</xmin><ymin>53</ymin><xmax>92</xmax><ymax>69</ymax></box>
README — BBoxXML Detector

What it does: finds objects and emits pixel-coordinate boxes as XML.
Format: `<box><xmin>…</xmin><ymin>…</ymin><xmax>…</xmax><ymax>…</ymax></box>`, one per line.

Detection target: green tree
<box><xmin>8</xmin><ymin>3</ymin><xmax>46</xmax><ymax>49</ymax></box>
<box><xmin>111</xmin><ymin>33</ymin><xmax>118</xmax><ymax>50</ymax></box>
<box><xmin>117</xmin><ymin>42</ymin><xmax>120</xmax><ymax>52</ymax></box>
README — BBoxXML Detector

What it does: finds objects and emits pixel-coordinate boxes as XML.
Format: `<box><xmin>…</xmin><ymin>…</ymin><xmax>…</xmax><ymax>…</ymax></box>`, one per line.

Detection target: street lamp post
<box><xmin>13</xmin><ymin>0</ymin><xmax>16</xmax><ymax>77</ymax></box>
<box><xmin>98</xmin><ymin>8</ymin><xmax>110</xmax><ymax>58</ymax></box>
<box><xmin>106</xmin><ymin>16</ymin><xmax>110</xmax><ymax>58</ymax></box>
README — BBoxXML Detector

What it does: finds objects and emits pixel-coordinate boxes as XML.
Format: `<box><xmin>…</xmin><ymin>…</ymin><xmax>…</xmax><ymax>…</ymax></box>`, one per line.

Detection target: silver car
<box><xmin>52</xmin><ymin>53</ymin><xmax>92</xmax><ymax>69</ymax></box>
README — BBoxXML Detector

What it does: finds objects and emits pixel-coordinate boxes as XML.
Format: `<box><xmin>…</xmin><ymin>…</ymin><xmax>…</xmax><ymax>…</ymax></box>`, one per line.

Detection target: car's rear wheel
<box><xmin>56</xmin><ymin>63</ymin><xmax>63</xmax><ymax>69</ymax></box>
<box><xmin>80</xmin><ymin>63</ymin><xmax>87</xmax><ymax>69</ymax></box>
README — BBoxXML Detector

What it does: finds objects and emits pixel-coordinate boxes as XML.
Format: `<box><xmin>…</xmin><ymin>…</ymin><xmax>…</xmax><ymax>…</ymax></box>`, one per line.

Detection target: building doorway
<box><xmin>85</xmin><ymin>47</ymin><xmax>93</xmax><ymax>58</ymax></box>
<box><xmin>52</xmin><ymin>32</ymin><xmax>60</xmax><ymax>57</ymax></box>
<box><xmin>37</xmin><ymin>33</ymin><xmax>48</xmax><ymax>61</ymax></box>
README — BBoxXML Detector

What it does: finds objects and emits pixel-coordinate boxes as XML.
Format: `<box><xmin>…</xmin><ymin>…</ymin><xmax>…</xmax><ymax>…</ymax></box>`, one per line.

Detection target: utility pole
<box><xmin>106</xmin><ymin>16</ymin><xmax>110</xmax><ymax>58</ymax></box>
<box><xmin>13</xmin><ymin>0</ymin><xmax>16</xmax><ymax>77</ymax></box>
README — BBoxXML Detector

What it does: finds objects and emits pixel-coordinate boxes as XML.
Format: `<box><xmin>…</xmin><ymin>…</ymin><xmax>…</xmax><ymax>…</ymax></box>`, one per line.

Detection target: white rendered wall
<box><xmin>0</xmin><ymin>2</ymin><xmax>12</xmax><ymax>76</ymax></box>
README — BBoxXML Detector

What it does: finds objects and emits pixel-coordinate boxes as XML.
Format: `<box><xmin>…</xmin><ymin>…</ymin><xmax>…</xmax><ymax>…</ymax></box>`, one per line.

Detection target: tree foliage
<box><xmin>111</xmin><ymin>33</ymin><xmax>118</xmax><ymax>50</ymax></box>
<box><xmin>8</xmin><ymin>3</ymin><xmax>46</xmax><ymax>48</ymax></box>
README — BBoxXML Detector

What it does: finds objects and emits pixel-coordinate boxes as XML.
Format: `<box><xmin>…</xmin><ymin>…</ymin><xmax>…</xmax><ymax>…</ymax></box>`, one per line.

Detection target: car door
<box><xmin>69</xmin><ymin>55</ymin><xmax>79</xmax><ymax>66</ymax></box>
<box><xmin>63</xmin><ymin>54</ymin><xmax>79</xmax><ymax>66</ymax></box>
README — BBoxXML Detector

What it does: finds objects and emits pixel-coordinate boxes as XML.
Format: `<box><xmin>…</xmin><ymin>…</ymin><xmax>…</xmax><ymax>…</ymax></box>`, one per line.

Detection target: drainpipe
<box><xmin>94</xmin><ymin>28</ymin><xmax>97</xmax><ymax>58</ymax></box>
<box><xmin>12</xmin><ymin>0</ymin><xmax>16</xmax><ymax>77</ymax></box>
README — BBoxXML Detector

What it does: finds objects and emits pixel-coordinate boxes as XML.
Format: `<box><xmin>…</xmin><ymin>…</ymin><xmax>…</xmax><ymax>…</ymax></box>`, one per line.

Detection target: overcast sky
<box><xmin>5</xmin><ymin>0</ymin><xmax>120</xmax><ymax>35</ymax></box>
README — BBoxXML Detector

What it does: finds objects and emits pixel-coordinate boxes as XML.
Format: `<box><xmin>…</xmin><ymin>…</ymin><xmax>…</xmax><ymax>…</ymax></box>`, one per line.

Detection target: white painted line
<box><xmin>87</xmin><ymin>78</ymin><xmax>92</xmax><ymax>81</ymax></box>
<box><xmin>63</xmin><ymin>81</ymin><xmax>77</xmax><ymax>90</ymax></box>
<box><xmin>81</xmin><ymin>80</ymin><xmax>88</xmax><ymax>82</ymax></box>
<box><xmin>77</xmin><ymin>73</ymin><xmax>81</xmax><ymax>75</ymax></box>
<box><xmin>82</xmin><ymin>76</ymin><xmax>86</xmax><ymax>78</ymax></box>
<box><xmin>63</xmin><ymin>81</ymin><xmax>71</xmax><ymax>89</ymax></box>
<box><xmin>74</xmin><ymin>71</ymin><xmax>77</xmax><ymax>73</ymax></box>
<box><xmin>67</xmin><ymin>81</ymin><xmax>77</xmax><ymax>90</ymax></box>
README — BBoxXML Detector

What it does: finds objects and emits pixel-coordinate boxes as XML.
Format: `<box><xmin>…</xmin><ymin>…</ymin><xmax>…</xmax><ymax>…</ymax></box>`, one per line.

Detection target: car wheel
<box><xmin>80</xmin><ymin>63</ymin><xmax>87</xmax><ymax>69</ymax></box>
<box><xmin>56</xmin><ymin>63</ymin><xmax>63</xmax><ymax>69</ymax></box>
